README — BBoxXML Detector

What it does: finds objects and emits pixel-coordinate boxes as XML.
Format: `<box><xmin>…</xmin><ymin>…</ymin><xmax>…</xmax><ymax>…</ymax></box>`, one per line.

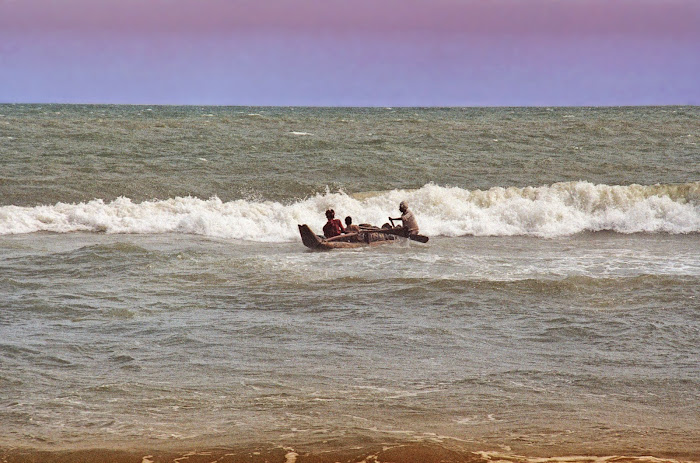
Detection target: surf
<box><xmin>0</xmin><ymin>182</ymin><xmax>698</xmax><ymax>240</ymax></box>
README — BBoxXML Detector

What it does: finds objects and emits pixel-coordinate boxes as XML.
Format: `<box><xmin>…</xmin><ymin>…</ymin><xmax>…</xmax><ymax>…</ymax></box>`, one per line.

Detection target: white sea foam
<box><xmin>0</xmin><ymin>182</ymin><xmax>698</xmax><ymax>240</ymax></box>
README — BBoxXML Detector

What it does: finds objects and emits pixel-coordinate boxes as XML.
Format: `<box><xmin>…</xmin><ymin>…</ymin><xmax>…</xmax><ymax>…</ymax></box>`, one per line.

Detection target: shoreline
<box><xmin>2</xmin><ymin>442</ymin><xmax>698</xmax><ymax>463</ymax></box>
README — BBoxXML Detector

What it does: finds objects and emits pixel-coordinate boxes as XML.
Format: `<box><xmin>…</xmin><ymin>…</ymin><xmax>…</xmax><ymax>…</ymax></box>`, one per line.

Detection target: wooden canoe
<box><xmin>298</xmin><ymin>224</ymin><xmax>398</xmax><ymax>250</ymax></box>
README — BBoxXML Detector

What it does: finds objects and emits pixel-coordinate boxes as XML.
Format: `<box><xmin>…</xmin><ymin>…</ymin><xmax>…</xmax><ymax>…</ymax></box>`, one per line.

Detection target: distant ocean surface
<box><xmin>1</xmin><ymin>105</ymin><xmax>698</xmax><ymax>462</ymax></box>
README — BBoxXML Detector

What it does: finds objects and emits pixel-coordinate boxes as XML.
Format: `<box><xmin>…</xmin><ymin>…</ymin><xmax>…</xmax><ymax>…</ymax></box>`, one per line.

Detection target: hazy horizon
<box><xmin>1</xmin><ymin>0</ymin><xmax>699</xmax><ymax>106</ymax></box>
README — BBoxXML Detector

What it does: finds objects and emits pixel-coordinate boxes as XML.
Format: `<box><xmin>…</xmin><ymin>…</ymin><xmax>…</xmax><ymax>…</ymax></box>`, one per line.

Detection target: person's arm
<box><xmin>388</xmin><ymin>217</ymin><xmax>403</xmax><ymax>229</ymax></box>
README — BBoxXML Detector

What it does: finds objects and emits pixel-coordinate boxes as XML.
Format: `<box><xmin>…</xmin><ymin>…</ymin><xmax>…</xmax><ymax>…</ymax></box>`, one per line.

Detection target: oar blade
<box><xmin>409</xmin><ymin>234</ymin><xmax>429</xmax><ymax>243</ymax></box>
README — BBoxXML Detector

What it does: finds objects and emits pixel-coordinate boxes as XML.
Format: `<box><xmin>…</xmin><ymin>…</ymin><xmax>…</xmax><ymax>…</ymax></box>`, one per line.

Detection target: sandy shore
<box><xmin>2</xmin><ymin>443</ymin><xmax>698</xmax><ymax>463</ymax></box>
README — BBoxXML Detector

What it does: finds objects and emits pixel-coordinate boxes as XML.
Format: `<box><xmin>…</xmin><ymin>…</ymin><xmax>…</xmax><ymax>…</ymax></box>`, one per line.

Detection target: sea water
<box><xmin>0</xmin><ymin>105</ymin><xmax>698</xmax><ymax>461</ymax></box>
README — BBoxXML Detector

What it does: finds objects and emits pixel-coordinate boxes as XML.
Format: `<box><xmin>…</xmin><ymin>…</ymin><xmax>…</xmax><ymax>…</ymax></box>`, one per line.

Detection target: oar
<box><xmin>323</xmin><ymin>232</ymin><xmax>360</xmax><ymax>242</ymax></box>
<box><xmin>408</xmin><ymin>234</ymin><xmax>429</xmax><ymax>243</ymax></box>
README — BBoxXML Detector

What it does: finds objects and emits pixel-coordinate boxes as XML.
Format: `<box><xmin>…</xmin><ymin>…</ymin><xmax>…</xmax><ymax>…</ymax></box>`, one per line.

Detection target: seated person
<box><xmin>344</xmin><ymin>216</ymin><xmax>361</xmax><ymax>233</ymax></box>
<box><xmin>322</xmin><ymin>209</ymin><xmax>345</xmax><ymax>238</ymax></box>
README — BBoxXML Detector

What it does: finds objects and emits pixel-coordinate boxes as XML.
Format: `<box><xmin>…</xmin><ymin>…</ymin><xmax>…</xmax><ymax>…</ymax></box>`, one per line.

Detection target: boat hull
<box><xmin>298</xmin><ymin>224</ymin><xmax>397</xmax><ymax>250</ymax></box>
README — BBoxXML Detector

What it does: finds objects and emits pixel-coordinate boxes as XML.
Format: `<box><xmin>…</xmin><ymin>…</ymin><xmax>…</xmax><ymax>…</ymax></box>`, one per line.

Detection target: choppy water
<box><xmin>0</xmin><ymin>105</ymin><xmax>698</xmax><ymax>461</ymax></box>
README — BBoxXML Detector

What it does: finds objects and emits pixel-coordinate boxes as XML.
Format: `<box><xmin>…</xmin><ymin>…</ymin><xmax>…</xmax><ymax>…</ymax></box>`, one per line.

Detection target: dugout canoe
<box><xmin>298</xmin><ymin>224</ymin><xmax>428</xmax><ymax>250</ymax></box>
<box><xmin>298</xmin><ymin>224</ymin><xmax>397</xmax><ymax>250</ymax></box>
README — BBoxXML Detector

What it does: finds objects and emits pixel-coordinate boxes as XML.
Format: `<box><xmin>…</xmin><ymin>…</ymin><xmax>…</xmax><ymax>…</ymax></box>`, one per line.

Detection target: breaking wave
<box><xmin>1</xmin><ymin>182</ymin><xmax>698</xmax><ymax>241</ymax></box>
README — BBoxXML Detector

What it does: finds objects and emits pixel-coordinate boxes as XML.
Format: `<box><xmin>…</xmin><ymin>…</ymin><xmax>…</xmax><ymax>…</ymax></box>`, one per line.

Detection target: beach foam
<box><xmin>1</xmin><ymin>182</ymin><xmax>698</xmax><ymax>240</ymax></box>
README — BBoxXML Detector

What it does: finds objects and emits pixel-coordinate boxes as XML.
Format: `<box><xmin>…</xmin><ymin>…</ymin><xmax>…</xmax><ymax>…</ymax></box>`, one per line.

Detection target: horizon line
<box><xmin>1</xmin><ymin>102</ymin><xmax>697</xmax><ymax>109</ymax></box>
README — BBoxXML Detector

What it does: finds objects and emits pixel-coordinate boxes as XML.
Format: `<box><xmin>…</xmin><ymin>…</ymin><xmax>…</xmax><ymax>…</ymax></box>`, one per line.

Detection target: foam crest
<box><xmin>0</xmin><ymin>182</ymin><xmax>698</xmax><ymax>240</ymax></box>
<box><xmin>419</xmin><ymin>181</ymin><xmax>700</xmax><ymax>237</ymax></box>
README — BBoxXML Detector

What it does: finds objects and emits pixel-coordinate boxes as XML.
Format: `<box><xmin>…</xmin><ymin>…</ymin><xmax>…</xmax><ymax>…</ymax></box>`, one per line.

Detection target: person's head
<box><xmin>399</xmin><ymin>201</ymin><xmax>408</xmax><ymax>213</ymax></box>
<box><xmin>325</xmin><ymin>209</ymin><xmax>335</xmax><ymax>220</ymax></box>
<box><xmin>345</xmin><ymin>216</ymin><xmax>353</xmax><ymax>226</ymax></box>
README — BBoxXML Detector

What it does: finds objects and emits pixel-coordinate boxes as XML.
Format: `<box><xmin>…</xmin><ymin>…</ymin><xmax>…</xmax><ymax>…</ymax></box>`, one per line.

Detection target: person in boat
<box><xmin>344</xmin><ymin>216</ymin><xmax>361</xmax><ymax>233</ymax></box>
<box><xmin>389</xmin><ymin>201</ymin><xmax>419</xmax><ymax>235</ymax></box>
<box><xmin>322</xmin><ymin>209</ymin><xmax>345</xmax><ymax>238</ymax></box>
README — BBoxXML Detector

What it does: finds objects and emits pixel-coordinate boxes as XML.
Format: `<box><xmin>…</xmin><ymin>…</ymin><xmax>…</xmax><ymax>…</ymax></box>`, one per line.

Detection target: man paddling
<box><xmin>389</xmin><ymin>201</ymin><xmax>419</xmax><ymax>235</ymax></box>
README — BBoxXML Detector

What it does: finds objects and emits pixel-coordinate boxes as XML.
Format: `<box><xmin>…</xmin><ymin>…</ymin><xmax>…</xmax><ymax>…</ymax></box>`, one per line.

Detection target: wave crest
<box><xmin>0</xmin><ymin>182</ymin><xmax>698</xmax><ymax>240</ymax></box>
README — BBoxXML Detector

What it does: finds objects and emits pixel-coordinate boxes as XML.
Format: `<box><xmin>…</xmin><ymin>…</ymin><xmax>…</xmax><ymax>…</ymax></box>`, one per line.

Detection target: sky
<box><xmin>0</xmin><ymin>0</ymin><xmax>698</xmax><ymax>106</ymax></box>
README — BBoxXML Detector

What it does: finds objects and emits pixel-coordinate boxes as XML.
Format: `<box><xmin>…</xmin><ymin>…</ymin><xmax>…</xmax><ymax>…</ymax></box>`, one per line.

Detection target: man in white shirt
<box><xmin>390</xmin><ymin>201</ymin><xmax>419</xmax><ymax>235</ymax></box>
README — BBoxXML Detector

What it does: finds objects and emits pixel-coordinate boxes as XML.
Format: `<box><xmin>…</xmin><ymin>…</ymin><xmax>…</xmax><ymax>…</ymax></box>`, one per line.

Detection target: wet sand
<box><xmin>2</xmin><ymin>443</ymin><xmax>697</xmax><ymax>463</ymax></box>
<box><xmin>2</xmin><ymin>444</ymin><xmax>476</xmax><ymax>463</ymax></box>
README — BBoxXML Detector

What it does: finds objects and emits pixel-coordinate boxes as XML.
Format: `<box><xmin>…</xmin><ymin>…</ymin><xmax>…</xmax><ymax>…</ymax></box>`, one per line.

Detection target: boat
<box><xmin>298</xmin><ymin>224</ymin><xmax>428</xmax><ymax>251</ymax></box>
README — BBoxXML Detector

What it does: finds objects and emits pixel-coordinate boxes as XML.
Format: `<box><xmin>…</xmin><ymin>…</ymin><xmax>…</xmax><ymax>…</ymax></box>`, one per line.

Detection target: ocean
<box><xmin>0</xmin><ymin>105</ymin><xmax>698</xmax><ymax>463</ymax></box>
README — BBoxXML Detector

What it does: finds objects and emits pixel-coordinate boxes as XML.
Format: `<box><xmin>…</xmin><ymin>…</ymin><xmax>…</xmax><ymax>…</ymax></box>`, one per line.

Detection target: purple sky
<box><xmin>1</xmin><ymin>0</ymin><xmax>698</xmax><ymax>106</ymax></box>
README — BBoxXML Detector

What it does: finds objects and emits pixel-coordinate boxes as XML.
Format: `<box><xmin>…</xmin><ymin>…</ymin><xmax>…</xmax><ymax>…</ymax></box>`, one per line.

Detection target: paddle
<box><xmin>409</xmin><ymin>233</ymin><xmax>429</xmax><ymax>243</ymax></box>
